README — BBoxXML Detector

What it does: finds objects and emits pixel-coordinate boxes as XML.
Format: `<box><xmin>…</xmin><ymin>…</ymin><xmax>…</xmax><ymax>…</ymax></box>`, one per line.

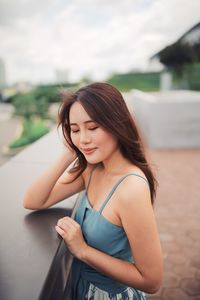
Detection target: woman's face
<box><xmin>69</xmin><ymin>101</ymin><xmax>118</xmax><ymax>164</ymax></box>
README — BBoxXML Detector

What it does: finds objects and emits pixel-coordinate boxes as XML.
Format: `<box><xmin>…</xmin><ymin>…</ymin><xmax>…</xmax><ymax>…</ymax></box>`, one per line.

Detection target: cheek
<box><xmin>97</xmin><ymin>131</ymin><xmax>118</xmax><ymax>150</ymax></box>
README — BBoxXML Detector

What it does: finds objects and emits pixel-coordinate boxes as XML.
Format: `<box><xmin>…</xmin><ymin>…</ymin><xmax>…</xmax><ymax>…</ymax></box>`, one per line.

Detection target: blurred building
<box><xmin>14</xmin><ymin>81</ymin><xmax>32</xmax><ymax>93</ymax></box>
<box><xmin>0</xmin><ymin>58</ymin><xmax>6</xmax><ymax>89</ymax></box>
<box><xmin>178</xmin><ymin>22</ymin><xmax>200</xmax><ymax>46</ymax></box>
<box><xmin>150</xmin><ymin>22</ymin><xmax>200</xmax><ymax>90</ymax></box>
<box><xmin>150</xmin><ymin>22</ymin><xmax>200</xmax><ymax>65</ymax></box>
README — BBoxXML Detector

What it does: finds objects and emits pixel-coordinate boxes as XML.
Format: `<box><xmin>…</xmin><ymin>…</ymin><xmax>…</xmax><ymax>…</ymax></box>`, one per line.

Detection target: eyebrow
<box><xmin>70</xmin><ymin>120</ymin><xmax>96</xmax><ymax>126</ymax></box>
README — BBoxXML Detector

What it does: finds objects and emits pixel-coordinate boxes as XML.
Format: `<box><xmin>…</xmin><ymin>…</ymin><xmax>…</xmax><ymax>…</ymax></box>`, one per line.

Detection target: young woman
<box><xmin>23</xmin><ymin>82</ymin><xmax>163</xmax><ymax>300</ymax></box>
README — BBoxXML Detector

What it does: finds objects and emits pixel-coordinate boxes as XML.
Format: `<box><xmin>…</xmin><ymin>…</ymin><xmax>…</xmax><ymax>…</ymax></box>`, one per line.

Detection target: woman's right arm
<box><xmin>23</xmin><ymin>148</ymin><xmax>85</xmax><ymax>210</ymax></box>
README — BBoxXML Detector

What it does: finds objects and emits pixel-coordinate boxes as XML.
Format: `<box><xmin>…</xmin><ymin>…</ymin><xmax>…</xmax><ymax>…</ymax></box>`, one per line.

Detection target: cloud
<box><xmin>0</xmin><ymin>0</ymin><xmax>199</xmax><ymax>84</ymax></box>
<box><xmin>0</xmin><ymin>0</ymin><xmax>55</xmax><ymax>26</ymax></box>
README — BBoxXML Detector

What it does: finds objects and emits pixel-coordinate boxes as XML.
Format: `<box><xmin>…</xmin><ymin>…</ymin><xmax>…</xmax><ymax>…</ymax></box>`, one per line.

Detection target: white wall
<box><xmin>129</xmin><ymin>90</ymin><xmax>200</xmax><ymax>148</ymax></box>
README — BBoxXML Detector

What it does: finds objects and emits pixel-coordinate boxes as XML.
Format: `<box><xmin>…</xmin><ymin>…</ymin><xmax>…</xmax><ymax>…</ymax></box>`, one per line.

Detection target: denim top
<box><xmin>71</xmin><ymin>168</ymin><xmax>148</xmax><ymax>299</ymax></box>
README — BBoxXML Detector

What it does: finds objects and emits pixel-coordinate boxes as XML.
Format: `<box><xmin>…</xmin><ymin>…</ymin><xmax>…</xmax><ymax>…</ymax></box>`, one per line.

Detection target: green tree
<box><xmin>9</xmin><ymin>90</ymin><xmax>51</xmax><ymax>149</ymax></box>
<box><xmin>12</xmin><ymin>91</ymin><xmax>49</xmax><ymax>120</ymax></box>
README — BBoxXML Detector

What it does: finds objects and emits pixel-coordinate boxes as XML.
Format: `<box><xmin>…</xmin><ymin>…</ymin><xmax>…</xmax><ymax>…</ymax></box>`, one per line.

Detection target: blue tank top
<box><xmin>71</xmin><ymin>168</ymin><xmax>148</xmax><ymax>299</ymax></box>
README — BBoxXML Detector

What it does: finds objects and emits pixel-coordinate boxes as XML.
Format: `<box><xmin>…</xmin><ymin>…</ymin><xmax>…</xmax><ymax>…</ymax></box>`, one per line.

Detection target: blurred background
<box><xmin>0</xmin><ymin>0</ymin><xmax>200</xmax><ymax>162</ymax></box>
<box><xmin>0</xmin><ymin>1</ymin><xmax>200</xmax><ymax>299</ymax></box>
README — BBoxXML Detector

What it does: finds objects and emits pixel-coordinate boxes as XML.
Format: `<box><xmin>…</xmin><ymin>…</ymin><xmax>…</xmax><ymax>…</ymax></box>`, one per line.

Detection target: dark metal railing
<box><xmin>0</xmin><ymin>129</ymin><xmax>78</xmax><ymax>300</ymax></box>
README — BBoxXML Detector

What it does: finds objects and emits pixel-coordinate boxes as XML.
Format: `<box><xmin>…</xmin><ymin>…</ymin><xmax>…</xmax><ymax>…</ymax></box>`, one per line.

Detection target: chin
<box><xmin>86</xmin><ymin>158</ymin><xmax>102</xmax><ymax>164</ymax></box>
<box><xmin>84</xmin><ymin>155</ymin><xmax>102</xmax><ymax>164</ymax></box>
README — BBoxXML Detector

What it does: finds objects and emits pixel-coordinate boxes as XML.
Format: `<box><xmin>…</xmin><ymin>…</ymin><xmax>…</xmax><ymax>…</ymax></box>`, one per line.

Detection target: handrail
<box><xmin>0</xmin><ymin>128</ymin><xmax>78</xmax><ymax>300</ymax></box>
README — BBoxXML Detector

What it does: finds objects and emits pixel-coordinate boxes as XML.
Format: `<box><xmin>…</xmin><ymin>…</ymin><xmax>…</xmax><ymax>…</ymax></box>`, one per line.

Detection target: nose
<box><xmin>80</xmin><ymin>129</ymin><xmax>91</xmax><ymax>144</ymax></box>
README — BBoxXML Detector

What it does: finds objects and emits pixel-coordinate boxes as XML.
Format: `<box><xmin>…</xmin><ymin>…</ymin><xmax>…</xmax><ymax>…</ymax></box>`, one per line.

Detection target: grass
<box><xmin>106</xmin><ymin>72</ymin><xmax>160</xmax><ymax>92</ymax></box>
<box><xmin>9</xmin><ymin>118</ymin><xmax>50</xmax><ymax>149</ymax></box>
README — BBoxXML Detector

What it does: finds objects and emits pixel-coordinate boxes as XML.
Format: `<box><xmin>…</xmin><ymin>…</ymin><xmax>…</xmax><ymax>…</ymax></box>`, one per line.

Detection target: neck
<box><xmin>101</xmin><ymin>148</ymin><xmax>131</xmax><ymax>176</ymax></box>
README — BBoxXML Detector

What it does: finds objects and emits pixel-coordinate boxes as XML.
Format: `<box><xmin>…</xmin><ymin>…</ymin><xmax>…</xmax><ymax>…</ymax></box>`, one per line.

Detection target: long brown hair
<box><xmin>58</xmin><ymin>82</ymin><xmax>157</xmax><ymax>204</ymax></box>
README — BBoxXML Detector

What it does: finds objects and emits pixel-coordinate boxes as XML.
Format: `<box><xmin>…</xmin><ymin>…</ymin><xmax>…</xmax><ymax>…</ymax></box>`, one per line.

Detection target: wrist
<box><xmin>78</xmin><ymin>244</ymin><xmax>90</xmax><ymax>262</ymax></box>
<box><xmin>59</xmin><ymin>148</ymin><xmax>76</xmax><ymax>165</ymax></box>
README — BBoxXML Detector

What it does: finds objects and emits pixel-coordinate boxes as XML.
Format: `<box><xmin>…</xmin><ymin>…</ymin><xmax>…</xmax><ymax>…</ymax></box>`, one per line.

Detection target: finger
<box><xmin>57</xmin><ymin>222</ymin><xmax>70</xmax><ymax>233</ymax></box>
<box><xmin>55</xmin><ymin>225</ymin><xmax>65</xmax><ymax>237</ymax></box>
<box><xmin>57</xmin><ymin>217</ymin><xmax>77</xmax><ymax>231</ymax></box>
<box><xmin>57</xmin><ymin>218</ymin><xmax>80</xmax><ymax>236</ymax></box>
<box><xmin>65</xmin><ymin>217</ymin><xmax>80</xmax><ymax>228</ymax></box>
<box><xmin>57</xmin><ymin>218</ymin><xmax>70</xmax><ymax>228</ymax></box>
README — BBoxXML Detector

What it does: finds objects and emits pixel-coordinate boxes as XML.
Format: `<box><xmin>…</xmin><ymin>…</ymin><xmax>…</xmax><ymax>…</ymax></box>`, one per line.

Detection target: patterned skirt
<box><xmin>85</xmin><ymin>283</ymin><xmax>147</xmax><ymax>300</ymax></box>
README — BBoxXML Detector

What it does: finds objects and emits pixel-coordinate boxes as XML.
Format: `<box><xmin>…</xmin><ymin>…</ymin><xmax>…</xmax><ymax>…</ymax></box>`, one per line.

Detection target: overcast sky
<box><xmin>0</xmin><ymin>0</ymin><xmax>200</xmax><ymax>85</ymax></box>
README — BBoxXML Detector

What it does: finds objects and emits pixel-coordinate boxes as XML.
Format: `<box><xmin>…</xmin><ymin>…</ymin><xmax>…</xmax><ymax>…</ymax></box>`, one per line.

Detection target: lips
<box><xmin>82</xmin><ymin>147</ymin><xmax>97</xmax><ymax>155</ymax></box>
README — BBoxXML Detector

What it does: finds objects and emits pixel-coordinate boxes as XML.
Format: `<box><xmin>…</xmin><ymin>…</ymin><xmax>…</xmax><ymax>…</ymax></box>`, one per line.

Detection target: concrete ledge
<box><xmin>0</xmin><ymin>128</ymin><xmax>77</xmax><ymax>300</ymax></box>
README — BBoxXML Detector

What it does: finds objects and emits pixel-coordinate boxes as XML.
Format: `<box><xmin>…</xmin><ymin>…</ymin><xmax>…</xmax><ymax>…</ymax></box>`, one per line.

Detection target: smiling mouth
<box><xmin>82</xmin><ymin>148</ymin><xmax>97</xmax><ymax>155</ymax></box>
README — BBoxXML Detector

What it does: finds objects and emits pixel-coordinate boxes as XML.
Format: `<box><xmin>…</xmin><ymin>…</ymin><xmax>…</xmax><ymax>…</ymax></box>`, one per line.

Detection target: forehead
<box><xmin>69</xmin><ymin>101</ymin><xmax>92</xmax><ymax>123</ymax></box>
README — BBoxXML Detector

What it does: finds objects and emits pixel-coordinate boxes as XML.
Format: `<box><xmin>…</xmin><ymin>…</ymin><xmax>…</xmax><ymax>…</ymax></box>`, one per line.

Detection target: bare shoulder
<box><xmin>116</xmin><ymin>170</ymin><xmax>163</xmax><ymax>290</ymax></box>
<box><xmin>117</xmin><ymin>169</ymin><xmax>151</xmax><ymax>209</ymax></box>
<box><xmin>117</xmin><ymin>170</ymin><xmax>155</xmax><ymax>240</ymax></box>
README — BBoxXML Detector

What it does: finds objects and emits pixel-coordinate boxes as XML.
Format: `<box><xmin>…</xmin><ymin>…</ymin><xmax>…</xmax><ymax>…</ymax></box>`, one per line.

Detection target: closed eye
<box><xmin>89</xmin><ymin>127</ymin><xmax>98</xmax><ymax>131</ymax></box>
<box><xmin>70</xmin><ymin>125</ymin><xmax>99</xmax><ymax>133</ymax></box>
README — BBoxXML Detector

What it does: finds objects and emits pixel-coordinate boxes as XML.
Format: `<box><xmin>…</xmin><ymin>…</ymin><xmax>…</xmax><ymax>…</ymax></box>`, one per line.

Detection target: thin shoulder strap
<box><xmin>86</xmin><ymin>165</ymin><xmax>99</xmax><ymax>191</ymax></box>
<box><xmin>99</xmin><ymin>173</ymin><xmax>148</xmax><ymax>214</ymax></box>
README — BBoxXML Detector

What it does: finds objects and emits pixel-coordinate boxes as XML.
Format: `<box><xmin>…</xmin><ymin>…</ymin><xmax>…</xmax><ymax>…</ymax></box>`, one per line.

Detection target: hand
<box><xmin>55</xmin><ymin>217</ymin><xmax>88</xmax><ymax>260</ymax></box>
<box><xmin>61</xmin><ymin>133</ymin><xmax>74</xmax><ymax>152</ymax></box>
<box><xmin>59</xmin><ymin>129</ymin><xmax>76</xmax><ymax>159</ymax></box>
<box><xmin>59</xmin><ymin>136</ymin><xmax>77</xmax><ymax>169</ymax></box>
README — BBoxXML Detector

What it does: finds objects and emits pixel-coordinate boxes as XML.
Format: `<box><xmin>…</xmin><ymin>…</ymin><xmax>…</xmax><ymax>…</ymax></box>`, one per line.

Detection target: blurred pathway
<box><xmin>147</xmin><ymin>148</ymin><xmax>200</xmax><ymax>300</ymax></box>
